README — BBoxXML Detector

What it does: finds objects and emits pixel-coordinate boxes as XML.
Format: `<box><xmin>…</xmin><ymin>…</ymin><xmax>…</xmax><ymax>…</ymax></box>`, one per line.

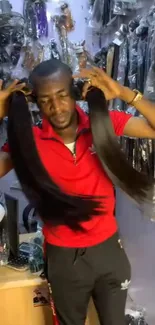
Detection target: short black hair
<box><xmin>29</xmin><ymin>59</ymin><xmax>72</xmax><ymax>86</ymax></box>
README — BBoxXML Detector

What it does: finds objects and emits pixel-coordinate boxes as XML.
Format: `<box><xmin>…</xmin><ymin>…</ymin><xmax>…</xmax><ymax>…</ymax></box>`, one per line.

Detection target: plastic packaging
<box><xmin>60</xmin><ymin>2</ymin><xmax>74</xmax><ymax>32</ymax></box>
<box><xmin>0</xmin><ymin>0</ymin><xmax>12</xmax><ymax>14</ymax></box>
<box><xmin>70</xmin><ymin>41</ymin><xmax>88</xmax><ymax>73</ymax></box>
<box><xmin>0</xmin><ymin>27</ymin><xmax>11</xmax><ymax>47</ymax></box>
<box><xmin>102</xmin><ymin>0</ymin><xmax>112</xmax><ymax>27</ymax></box>
<box><xmin>136</xmin><ymin>26</ymin><xmax>148</xmax><ymax>93</ymax></box>
<box><xmin>24</xmin><ymin>0</ymin><xmax>48</xmax><ymax>39</ymax></box>
<box><xmin>0</xmin><ymin>228</ymin><xmax>9</xmax><ymax>266</ymax></box>
<box><xmin>11</xmin><ymin>26</ymin><xmax>24</xmax><ymax>46</ymax></box>
<box><xmin>125</xmin><ymin>294</ymin><xmax>148</xmax><ymax>325</ymax></box>
<box><xmin>0</xmin><ymin>16</ymin><xmax>24</xmax><ymax>69</ymax></box>
<box><xmin>53</xmin><ymin>1</ymin><xmax>74</xmax><ymax>32</ymax></box>
<box><xmin>0</xmin><ymin>69</ymin><xmax>11</xmax><ymax>86</ymax></box>
<box><xmin>94</xmin><ymin>47</ymin><xmax>108</xmax><ymax>70</ymax></box>
<box><xmin>125</xmin><ymin>309</ymin><xmax>148</xmax><ymax>325</ymax></box>
<box><xmin>23</xmin><ymin>0</ymin><xmax>37</xmax><ymax>39</ymax></box>
<box><xmin>52</xmin><ymin>1</ymin><xmax>74</xmax><ymax>64</ymax></box>
<box><xmin>113</xmin><ymin>0</ymin><xmax>138</xmax><ymax>16</ymax></box>
<box><xmin>0</xmin><ymin>48</ymin><xmax>10</xmax><ymax>64</ymax></box>
<box><xmin>50</xmin><ymin>39</ymin><xmax>61</xmax><ymax>60</ymax></box>
<box><xmin>88</xmin><ymin>0</ymin><xmax>105</xmax><ymax>29</ymax></box>
<box><xmin>88</xmin><ymin>0</ymin><xmax>95</xmax><ymax>10</ymax></box>
<box><xmin>10</xmin><ymin>45</ymin><xmax>22</xmax><ymax>66</ymax></box>
<box><xmin>22</xmin><ymin>40</ymin><xmax>44</xmax><ymax>71</ymax></box>
<box><xmin>144</xmin><ymin>15</ymin><xmax>155</xmax><ymax>98</ymax></box>
<box><xmin>113</xmin><ymin>38</ymin><xmax>128</xmax><ymax>111</ymax></box>
<box><xmin>53</xmin><ymin>11</ymin><xmax>69</xmax><ymax>64</ymax></box>
<box><xmin>106</xmin><ymin>45</ymin><xmax>115</xmax><ymax>77</ymax></box>
<box><xmin>10</xmin><ymin>26</ymin><xmax>23</xmax><ymax>66</ymax></box>
<box><xmin>128</xmin><ymin>31</ymin><xmax>138</xmax><ymax>91</ymax></box>
<box><xmin>144</xmin><ymin>61</ymin><xmax>155</xmax><ymax>102</ymax></box>
<box><xmin>0</xmin><ymin>192</ymin><xmax>9</xmax><ymax>266</ymax></box>
<box><xmin>113</xmin><ymin>23</ymin><xmax>128</xmax><ymax>46</ymax></box>
<box><xmin>29</xmin><ymin>229</ymin><xmax>44</xmax><ymax>274</ymax></box>
<box><xmin>35</xmin><ymin>1</ymin><xmax>48</xmax><ymax>38</ymax></box>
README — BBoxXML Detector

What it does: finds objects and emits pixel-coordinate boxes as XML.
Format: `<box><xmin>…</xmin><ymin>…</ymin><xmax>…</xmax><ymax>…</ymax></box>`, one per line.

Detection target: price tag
<box><xmin>113</xmin><ymin>38</ymin><xmax>123</xmax><ymax>46</ymax></box>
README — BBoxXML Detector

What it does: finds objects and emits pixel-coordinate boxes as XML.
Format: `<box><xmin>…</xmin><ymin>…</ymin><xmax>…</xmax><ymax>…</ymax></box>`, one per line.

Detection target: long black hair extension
<box><xmin>7</xmin><ymin>59</ymin><xmax>153</xmax><ymax>230</ymax></box>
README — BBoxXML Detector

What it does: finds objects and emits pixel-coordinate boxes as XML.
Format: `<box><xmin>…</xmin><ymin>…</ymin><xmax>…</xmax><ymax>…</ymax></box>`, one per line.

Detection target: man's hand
<box><xmin>73</xmin><ymin>67</ymin><xmax>135</xmax><ymax>102</ymax></box>
<box><xmin>0</xmin><ymin>79</ymin><xmax>26</xmax><ymax>119</ymax></box>
<box><xmin>73</xmin><ymin>67</ymin><xmax>155</xmax><ymax>139</ymax></box>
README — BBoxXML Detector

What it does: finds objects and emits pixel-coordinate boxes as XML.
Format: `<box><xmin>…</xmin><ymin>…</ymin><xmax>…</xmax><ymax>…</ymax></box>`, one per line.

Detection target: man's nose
<box><xmin>50</xmin><ymin>98</ymin><xmax>61</xmax><ymax>113</ymax></box>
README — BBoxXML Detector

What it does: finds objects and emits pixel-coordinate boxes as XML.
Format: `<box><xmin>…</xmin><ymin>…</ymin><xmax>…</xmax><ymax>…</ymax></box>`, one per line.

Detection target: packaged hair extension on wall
<box><xmin>94</xmin><ymin>47</ymin><xmax>108</xmax><ymax>70</ymax></box>
<box><xmin>113</xmin><ymin>0</ymin><xmax>141</xmax><ymax>16</ymax></box>
<box><xmin>88</xmin><ymin>0</ymin><xmax>105</xmax><ymax>29</ymax></box>
<box><xmin>35</xmin><ymin>0</ymin><xmax>48</xmax><ymax>39</ymax></box>
<box><xmin>50</xmin><ymin>39</ymin><xmax>61</xmax><ymax>60</ymax></box>
<box><xmin>70</xmin><ymin>40</ymin><xmax>95</xmax><ymax>73</ymax></box>
<box><xmin>144</xmin><ymin>62</ymin><xmax>155</xmax><ymax>102</ymax></box>
<box><xmin>22</xmin><ymin>40</ymin><xmax>44</xmax><ymax>71</ymax></box>
<box><xmin>60</xmin><ymin>2</ymin><xmax>74</xmax><ymax>32</ymax></box>
<box><xmin>52</xmin><ymin>1</ymin><xmax>74</xmax><ymax>65</ymax></box>
<box><xmin>144</xmin><ymin>24</ymin><xmax>155</xmax><ymax>101</ymax></box>
<box><xmin>88</xmin><ymin>0</ymin><xmax>96</xmax><ymax>10</ymax></box>
<box><xmin>23</xmin><ymin>0</ymin><xmax>48</xmax><ymax>40</ymax></box>
<box><xmin>113</xmin><ymin>38</ymin><xmax>128</xmax><ymax>111</ymax></box>
<box><xmin>0</xmin><ymin>8</ymin><xmax>25</xmax><ymax>81</ymax></box>
<box><xmin>23</xmin><ymin>0</ymin><xmax>37</xmax><ymax>39</ymax></box>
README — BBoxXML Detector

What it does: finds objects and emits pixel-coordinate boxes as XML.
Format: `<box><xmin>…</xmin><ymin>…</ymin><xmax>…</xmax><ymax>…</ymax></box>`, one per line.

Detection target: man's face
<box><xmin>35</xmin><ymin>71</ymin><xmax>76</xmax><ymax>130</ymax></box>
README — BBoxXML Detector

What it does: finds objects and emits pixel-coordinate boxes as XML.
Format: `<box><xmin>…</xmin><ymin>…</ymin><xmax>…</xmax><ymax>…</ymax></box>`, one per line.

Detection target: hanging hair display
<box><xmin>23</xmin><ymin>0</ymin><xmax>48</xmax><ymax>40</ymax></box>
<box><xmin>34</xmin><ymin>0</ymin><xmax>48</xmax><ymax>39</ymax></box>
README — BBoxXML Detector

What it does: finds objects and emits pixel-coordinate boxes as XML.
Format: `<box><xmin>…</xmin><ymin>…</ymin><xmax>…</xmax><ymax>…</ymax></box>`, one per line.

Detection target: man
<box><xmin>0</xmin><ymin>60</ymin><xmax>155</xmax><ymax>325</ymax></box>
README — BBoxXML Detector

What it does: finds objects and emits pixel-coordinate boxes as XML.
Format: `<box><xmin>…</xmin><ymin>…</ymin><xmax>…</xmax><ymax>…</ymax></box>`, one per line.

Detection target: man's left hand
<box><xmin>73</xmin><ymin>67</ymin><xmax>134</xmax><ymax>102</ymax></box>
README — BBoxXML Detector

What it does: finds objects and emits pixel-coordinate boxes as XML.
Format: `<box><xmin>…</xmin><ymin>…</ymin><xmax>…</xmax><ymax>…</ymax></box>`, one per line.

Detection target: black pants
<box><xmin>47</xmin><ymin>233</ymin><xmax>131</xmax><ymax>325</ymax></box>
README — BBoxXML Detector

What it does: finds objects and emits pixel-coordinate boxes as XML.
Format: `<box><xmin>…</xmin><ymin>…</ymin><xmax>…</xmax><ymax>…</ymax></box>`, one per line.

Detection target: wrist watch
<box><xmin>128</xmin><ymin>89</ymin><xmax>143</xmax><ymax>106</ymax></box>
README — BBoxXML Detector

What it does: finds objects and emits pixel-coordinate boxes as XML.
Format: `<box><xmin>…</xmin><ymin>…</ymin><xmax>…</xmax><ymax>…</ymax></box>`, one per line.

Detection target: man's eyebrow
<box><xmin>38</xmin><ymin>88</ymin><xmax>67</xmax><ymax>98</ymax></box>
<box><xmin>56</xmin><ymin>88</ymin><xmax>67</xmax><ymax>94</ymax></box>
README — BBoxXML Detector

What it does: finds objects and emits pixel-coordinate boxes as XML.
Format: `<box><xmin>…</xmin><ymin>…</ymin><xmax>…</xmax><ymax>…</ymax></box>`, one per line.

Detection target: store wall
<box><xmin>10</xmin><ymin>0</ymin><xmax>88</xmax><ymax>42</ymax></box>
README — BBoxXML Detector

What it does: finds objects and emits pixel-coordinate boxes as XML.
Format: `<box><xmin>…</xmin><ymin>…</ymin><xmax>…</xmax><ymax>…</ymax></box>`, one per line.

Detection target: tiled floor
<box><xmin>0</xmin><ymin>172</ymin><xmax>155</xmax><ymax>324</ymax></box>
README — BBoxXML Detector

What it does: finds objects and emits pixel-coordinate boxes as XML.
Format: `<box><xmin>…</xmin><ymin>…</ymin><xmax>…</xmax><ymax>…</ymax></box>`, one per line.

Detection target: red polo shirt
<box><xmin>2</xmin><ymin>107</ymin><xmax>132</xmax><ymax>247</ymax></box>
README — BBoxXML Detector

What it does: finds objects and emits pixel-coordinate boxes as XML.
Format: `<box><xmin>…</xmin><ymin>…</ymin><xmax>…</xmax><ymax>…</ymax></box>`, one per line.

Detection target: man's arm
<box><xmin>0</xmin><ymin>151</ymin><xmax>13</xmax><ymax>177</ymax></box>
<box><xmin>74</xmin><ymin>67</ymin><xmax>155</xmax><ymax>139</ymax></box>
<box><xmin>120</xmin><ymin>87</ymin><xmax>155</xmax><ymax>138</ymax></box>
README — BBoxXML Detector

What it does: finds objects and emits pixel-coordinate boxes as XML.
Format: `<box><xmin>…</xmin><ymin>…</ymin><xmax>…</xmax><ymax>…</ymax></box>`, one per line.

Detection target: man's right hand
<box><xmin>0</xmin><ymin>79</ymin><xmax>26</xmax><ymax>119</ymax></box>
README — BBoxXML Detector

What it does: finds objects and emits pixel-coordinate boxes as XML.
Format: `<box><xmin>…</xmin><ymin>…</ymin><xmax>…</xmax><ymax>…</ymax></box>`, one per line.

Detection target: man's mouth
<box><xmin>54</xmin><ymin>115</ymin><xmax>67</xmax><ymax>123</ymax></box>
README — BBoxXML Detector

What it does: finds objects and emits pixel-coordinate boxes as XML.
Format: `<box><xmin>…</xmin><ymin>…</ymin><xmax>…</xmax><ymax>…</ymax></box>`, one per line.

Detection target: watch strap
<box><xmin>128</xmin><ymin>89</ymin><xmax>143</xmax><ymax>106</ymax></box>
